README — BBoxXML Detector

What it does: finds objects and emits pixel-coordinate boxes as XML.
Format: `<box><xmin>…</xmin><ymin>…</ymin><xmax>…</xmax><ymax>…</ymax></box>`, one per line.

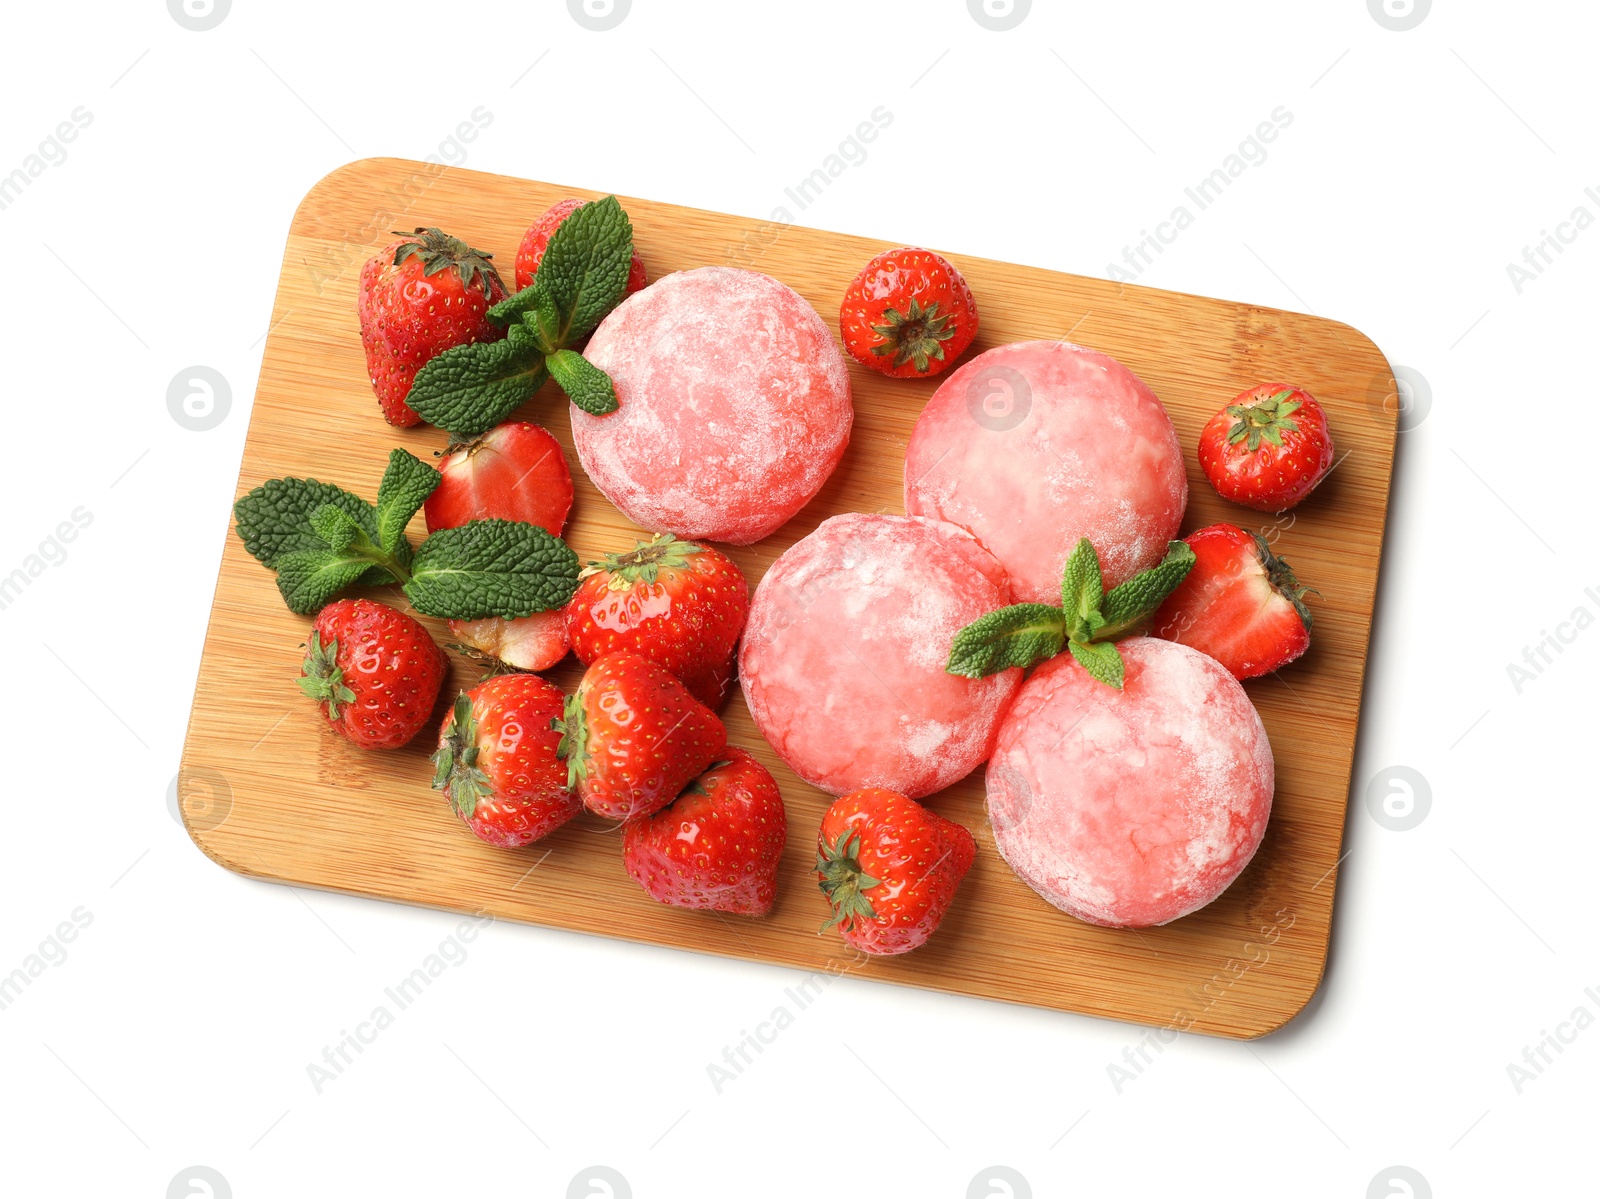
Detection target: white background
<box><xmin>1</xmin><ymin>1</ymin><xmax>1594</xmax><ymax>1196</ymax></box>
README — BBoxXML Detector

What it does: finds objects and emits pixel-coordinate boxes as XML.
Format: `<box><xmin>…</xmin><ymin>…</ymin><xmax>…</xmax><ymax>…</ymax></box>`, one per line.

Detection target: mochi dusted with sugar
<box><xmin>904</xmin><ymin>340</ymin><xmax>1187</xmax><ymax>603</ymax></box>
<box><xmin>986</xmin><ymin>637</ymin><xmax>1274</xmax><ymax>928</ymax></box>
<box><xmin>739</xmin><ymin>513</ymin><xmax>1020</xmax><ymax>798</ymax></box>
<box><xmin>574</xmin><ymin>267</ymin><xmax>853</xmax><ymax>545</ymax></box>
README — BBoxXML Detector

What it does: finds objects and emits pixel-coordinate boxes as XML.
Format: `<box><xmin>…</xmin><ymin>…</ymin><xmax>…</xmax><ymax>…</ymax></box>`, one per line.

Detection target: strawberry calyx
<box><xmin>1225</xmin><ymin>388</ymin><xmax>1302</xmax><ymax>453</ymax></box>
<box><xmin>297</xmin><ymin>632</ymin><xmax>357</xmax><ymax>720</ymax></box>
<box><xmin>392</xmin><ymin>227</ymin><xmax>498</xmax><ymax>301</ymax></box>
<box><xmin>1251</xmin><ymin>531</ymin><xmax>1316</xmax><ymax>630</ymax></box>
<box><xmin>869</xmin><ymin>296</ymin><xmax>957</xmax><ymax>373</ymax></box>
<box><xmin>582</xmin><ymin>533</ymin><xmax>700</xmax><ymax>590</ymax></box>
<box><xmin>430</xmin><ymin>693</ymin><xmax>493</xmax><ymax>818</ymax></box>
<box><xmin>552</xmin><ymin>689</ymin><xmax>591</xmax><ymax>790</ymax></box>
<box><xmin>816</xmin><ymin>829</ymin><xmax>881</xmax><ymax>933</ymax></box>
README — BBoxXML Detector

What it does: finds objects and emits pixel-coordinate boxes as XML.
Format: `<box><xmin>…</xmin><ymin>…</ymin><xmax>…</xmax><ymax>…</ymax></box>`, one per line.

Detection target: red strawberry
<box><xmin>816</xmin><ymin>788</ymin><xmax>975</xmax><ymax>956</ymax></box>
<box><xmin>357</xmin><ymin>227</ymin><xmax>509</xmax><ymax>427</ymax></box>
<box><xmin>566</xmin><ymin>535</ymin><xmax>749</xmax><ymax>708</ymax></box>
<box><xmin>556</xmin><ymin>652</ymin><xmax>727</xmax><ymax>822</ymax></box>
<box><xmin>447</xmin><ymin>611</ymin><xmax>569</xmax><ymax>674</ymax></box>
<box><xmin>1198</xmin><ymin>384</ymin><xmax>1336</xmax><ymax>512</ymax></box>
<box><xmin>515</xmin><ymin>197</ymin><xmax>647</xmax><ymax>295</ymax></box>
<box><xmin>298</xmin><ymin>599</ymin><xmax>447</xmax><ymax>749</ymax></box>
<box><xmin>621</xmin><ymin>747</ymin><xmax>787</xmax><ymax>916</ymax></box>
<box><xmin>423</xmin><ymin>421</ymin><xmax>574</xmax><ymax>537</ymax></box>
<box><xmin>1151</xmin><ymin>523</ymin><xmax>1314</xmax><ymax>680</ymax></box>
<box><xmin>431</xmin><ymin>674</ymin><xmax>581</xmax><ymax>847</ymax></box>
<box><xmin>839</xmin><ymin>246</ymin><xmax>979</xmax><ymax>379</ymax></box>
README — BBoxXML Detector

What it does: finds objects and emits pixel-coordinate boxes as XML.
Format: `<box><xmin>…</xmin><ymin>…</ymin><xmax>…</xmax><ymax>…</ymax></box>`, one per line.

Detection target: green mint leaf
<box><xmin>946</xmin><ymin>604</ymin><xmax>1067</xmax><ymax>679</ymax></box>
<box><xmin>1099</xmin><ymin>541</ymin><xmax>1196</xmax><ymax>640</ymax></box>
<box><xmin>273</xmin><ymin>548</ymin><xmax>379</xmax><ymax>616</ymax></box>
<box><xmin>535</xmin><ymin>194</ymin><xmax>634</xmax><ymax>344</ymax></box>
<box><xmin>1068</xmin><ymin>638</ymin><xmax>1125</xmax><ymax>690</ymax></box>
<box><xmin>375</xmin><ymin>448</ymin><xmax>440</xmax><ymax>555</ymax></box>
<box><xmin>234</xmin><ymin>477</ymin><xmax>378</xmax><ymax>567</ymax></box>
<box><xmin>546</xmin><ymin>348</ymin><xmax>620</xmax><ymax>416</ymax></box>
<box><xmin>1060</xmin><ymin>538</ymin><xmax>1105</xmax><ymax>642</ymax></box>
<box><xmin>310</xmin><ymin>503</ymin><xmax>365</xmax><ymax>552</ymax></box>
<box><xmin>405</xmin><ymin>518</ymin><xmax>580</xmax><ymax>620</ymax></box>
<box><xmin>406</xmin><ymin>332</ymin><xmax>548</xmax><ymax>438</ymax></box>
<box><xmin>488</xmin><ymin>284</ymin><xmax>564</xmax><ymax>353</ymax></box>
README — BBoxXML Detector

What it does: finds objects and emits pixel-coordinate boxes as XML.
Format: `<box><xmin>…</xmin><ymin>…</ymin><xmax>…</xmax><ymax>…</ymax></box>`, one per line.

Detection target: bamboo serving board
<box><xmin>179</xmin><ymin>157</ymin><xmax>1397</xmax><ymax>1039</ymax></box>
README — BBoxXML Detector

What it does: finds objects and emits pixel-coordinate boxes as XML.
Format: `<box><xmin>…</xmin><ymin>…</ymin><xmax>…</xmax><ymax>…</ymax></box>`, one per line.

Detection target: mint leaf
<box><xmin>547</xmin><ymin>348</ymin><xmax>619</xmax><ymax>416</ymax></box>
<box><xmin>234</xmin><ymin>477</ymin><xmax>378</xmax><ymax>567</ymax></box>
<box><xmin>1099</xmin><ymin>541</ymin><xmax>1195</xmax><ymax>640</ymax></box>
<box><xmin>536</xmin><ymin>195</ymin><xmax>634</xmax><ymax>344</ymax></box>
<box><xmin>274</xmin><ymin>548</ymin><xmax>380</xmax><ymax>615</ymax></box>
<box><xmin>310</xmin><ymin>503</ymin><xmax>365</xmax><ymax>552</ymax></box>
<box><xmin>1068</xmin><ymin>639</ymin><xmax>1125</xmax><ymax>689</ymax></box>
<box><xmin>405</xmin><ymin>518</ymin><xmax>579</xmax><ymax>620</ymax></box>
<box><xmin>946</xmin><ymin>604</ymin><xmax>1066</xmax><ymax>679</ymax></box>
<box><xmin>375</xmin><ymin>448</ymin><xmax>440</xmax><ymax>555</ymax></box>
<box><xmin>1060</xmin><ymin>538</ymin><xmax>1105</xmax><ymax>642</ymax></box>
<box><xmin>488</xmin><ymin>282</ymin><xmax>563</xmax><ymax>351</ymax></box>
<box><xmin>406</xmin><ymin>331</ymin><xmax>548</xmax><ymax>438</ymax></box>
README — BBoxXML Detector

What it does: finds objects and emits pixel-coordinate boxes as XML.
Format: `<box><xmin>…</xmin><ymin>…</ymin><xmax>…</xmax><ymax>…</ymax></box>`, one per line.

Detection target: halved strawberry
<box><xmin>1151</xmin><ymin>523</ymin><xmax>1313</xmax><ymax>680</ymax></box>
<box><xmin>424</xmin><ymin>421</ymin><xmax>574</xmax><ymax>537</ymax></box>
<box><xmin>447</xmin><ymin>611</ymin><xmax>569</xmax><ymax>673</ymax></box>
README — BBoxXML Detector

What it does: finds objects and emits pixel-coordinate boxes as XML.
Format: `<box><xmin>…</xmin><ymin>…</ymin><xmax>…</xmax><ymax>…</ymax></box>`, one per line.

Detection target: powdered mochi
<box><xmin>739</xmin><ymin>513</ymin><xmax>1020</xmax><ymax>798</ymax></box>
<box><xmin>574</xmin><ymin>267</ymin><xmax>853</xmax><ymax>544</ymax></box>
<box><xmin>904</xmin><ymin>340</ymin><xmax>1187</xmax><ymax>602</ymax></box>
<box><xmin>987</xmin><ymin>637</ymin><xmax>1274</xmax><ymax>928</ymax></box>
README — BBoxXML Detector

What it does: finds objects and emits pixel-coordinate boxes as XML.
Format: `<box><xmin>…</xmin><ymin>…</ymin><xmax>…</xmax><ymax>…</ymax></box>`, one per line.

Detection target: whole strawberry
<box><xmin>1153</xmin><ymin>523</ymin><xmax>1314</xmax><ymax>679</ymax></box>
<box><xmin>556</xmin><ymin>652</ymin><xmax>727</xmax><ymax>822</ymax></box>
<box><xmin>431</xmin><ymin>675</ymin><xmax>581</xmax><ymax>847</ymax></box>
<box><xmin>516</xmin><ymin>197</ymin><xmax>647</xmax><ymax>295</ymax></box>
<box><xmin>817</xmin><ymin>788</ymin><xmax>975</xmax><ymax>956</ymax></box>
<box><xmin>298</xmin><ymin>599</ymin><xmax>447</xmax><ymax>749</ymax></box>
<box><xmin>567</xmin><ymin>534</ymin><xmax>749</xmax><ymax>708</ymax></box>
<box><xmin>357</xmin><ymin>227</ymin><xmax>509</xmax><ymax>427</ymax></box>
<box><xmin>622</xmin><ymin>747</ymin><xmax>787</xmax><ymax>916</ymax></box>
<box><xmin>839</xmin><ymin>246</ymin><xmax>978</xmax><ymax>379</ymax></box>
<box><xmin>1198</xmin><ymin>384</ymin><xmax>1335</xmax><ymax>512</ymax></box>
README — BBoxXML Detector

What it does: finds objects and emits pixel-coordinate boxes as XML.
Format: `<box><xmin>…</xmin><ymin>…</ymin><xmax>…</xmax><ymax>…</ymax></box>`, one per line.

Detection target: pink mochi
<box><xmin>904</xmin><ymin>340</ymin><xmax>1188</xmax><ymax>602</ymax></box>
<box><xmin>987</xmin><ymin>637</ymin><xmax>1274</xmax><ymax>928</ymax></box>
<box><xmin>574</xmin><ymin>267</ymin><xmax>854</xmax><ymax>545</ymax></box>
<box><xmin>739</xmin><ymin>513</ymin><xmax>1021</xmax><ymax>798</ymax></box>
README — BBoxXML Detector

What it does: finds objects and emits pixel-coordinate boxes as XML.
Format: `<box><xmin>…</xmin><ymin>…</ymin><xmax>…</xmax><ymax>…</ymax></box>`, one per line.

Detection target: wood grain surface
<box><xmin>178</xmin><ymin>157</ymin><xmax>1398</xmax><ymax>1039</ymax></box>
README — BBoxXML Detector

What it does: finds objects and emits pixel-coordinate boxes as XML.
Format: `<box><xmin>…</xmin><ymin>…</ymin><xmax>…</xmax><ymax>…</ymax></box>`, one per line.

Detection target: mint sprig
<box><xmin>945</xmin><ymin>537</ymin><xmax>1195</xmax><ymax>689</ymax></box>
<box><xmin>232</xmin><ymin>448</ymin><xmax>580</xmax><ymax>619</ymax></box>
<box><xmin>406</xmin><ymin>195</ymin><xmax>635</xmax><ymax>435</ymax></box>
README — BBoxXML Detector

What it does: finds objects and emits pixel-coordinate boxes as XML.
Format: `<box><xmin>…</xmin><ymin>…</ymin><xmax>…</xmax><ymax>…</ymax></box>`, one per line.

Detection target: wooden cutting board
<box><xmin>178</xmin><ymin>157</ymin><xmax>1397</xmax><ymax>1039</ymax></box>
